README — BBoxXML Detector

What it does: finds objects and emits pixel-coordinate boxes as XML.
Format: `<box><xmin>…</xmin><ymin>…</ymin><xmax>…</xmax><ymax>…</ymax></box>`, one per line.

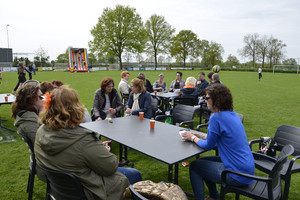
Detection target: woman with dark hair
<box><xmin>138</xmin><ymin>72</ymin><xmax>153</xmax><ymax>93</ymax></box>
<box><xmin>51</xmin><ymin>80</ymin><xmax>63</xmax><ymax>88</ymax></box>
<box><xmin>35</xmin><ymin>86</ymin><xmax>141</xmax><ymax>200</ymax></box>
<box><xmin>12</xmin><ymin>84</ymin><xmax>46</xmax><ymax>182</ymax></box>
<box><xmin>40</xmin><ymin>81</ymin><xmax>54</xmax><ymax>94</ymax></box>
<box><xmin>181</xmin><ymin>84</ymin><xmax>254</xmax><ymax>200</ymax></box>
<box><xmin>92</xmin><ymin>77</ymin><xmax>123</xmax><ymax>120</ymax></box>
<box><xmin>169</xmin><ymin>71</ymin><xmax>185</xmax><ymax>92</ymax></box>
<box><xmin>126</xmin><ymin>78</ymin><xmax>152</xmax><ymax>119</ymax></box>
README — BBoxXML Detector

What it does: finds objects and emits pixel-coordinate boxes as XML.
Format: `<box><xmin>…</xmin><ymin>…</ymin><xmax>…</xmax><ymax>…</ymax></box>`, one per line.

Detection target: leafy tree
<box><xmin>201</xmin><ymin>41</ymin><xmax>224</xmax><ymax>67</ymax></box>
<box><xmin>136</xmin><ymin>53</ymin><xmax>144</xmax><ymax>63</ymax></box>
<box><xmin>257</xmin><ymin>35</ymin><xmax>271</xmax><ymax>68</ymax></box>
<box><xmin>200</xmin><ymin>40</ymin><xmax>210</xmax><ymax>66</ymax></box>
<box><xmin>89</xmin><ymin>5</ymin><xmax>146</xmax><ymax>69</ymax></box>
<box><xmin>267</xmin><ymin>37</ymin><xmax>286</xmax><ymax>67</ymax></box>
<box><xmin>87</xmin><ymin>52</ymin><xmax>97</xmax><ymax>66</ymax></box>
<box><xmin>225</xmin><ymin>54</ymin><xmax>240</xmax><ymax>67</ymax></box>
<box><xmin>145</xmin><ymin>14</ymin><xmax>175</xmax><ymax>69</ymax></box>
<box><xmin>56</xmin><ymin>47</ymin><xmax>72</xmax><ymax>63</ymax></box>
<box><xmin>282</xmin><ymin>58</ymin><xmax>297</xmax><ymax>66</ymax></box>
<box><xmin>34</xmin><ymin>46</ymin><xmax>50</xmax><ymax>67</ymax></box>
<box><xmin>239</xmin><ymin>33</ymin><xmax>260</xmax><ymax>67</ymax></box>
<box><xmin>170</xmin><ymin>30</ymin><xmax>201</xmax><ymax>67</ymax></box>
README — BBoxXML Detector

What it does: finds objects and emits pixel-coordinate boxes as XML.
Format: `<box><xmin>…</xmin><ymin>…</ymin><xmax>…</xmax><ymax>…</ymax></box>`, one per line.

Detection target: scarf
<box><xmin>132</xmin><ymin>93</ymin><xmax>141</xmax><ymax>111</ymax></box>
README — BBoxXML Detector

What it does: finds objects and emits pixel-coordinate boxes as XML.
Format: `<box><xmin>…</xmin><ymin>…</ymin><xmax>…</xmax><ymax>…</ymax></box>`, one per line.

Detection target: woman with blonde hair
<box><xmin>126</xmin><ymin>78</ymin><xmax>152</xmax><ymax>119</ymax></box>
<box><xmin>179</xmin><ymin>76</ymin><xmax>199</xmax><ymax>102</ymax></box>
<box><xmin>35</xmin><ymin>86</ymin><xmax>142</xmax><ymax>200</ymax></box>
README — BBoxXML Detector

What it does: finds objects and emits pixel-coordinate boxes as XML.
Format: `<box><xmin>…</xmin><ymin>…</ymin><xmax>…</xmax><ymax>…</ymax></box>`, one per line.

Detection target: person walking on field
<box><xmin>258</xmin><ymin>67</ymin><xmax>262</xmax><ymax>81</ymax></box>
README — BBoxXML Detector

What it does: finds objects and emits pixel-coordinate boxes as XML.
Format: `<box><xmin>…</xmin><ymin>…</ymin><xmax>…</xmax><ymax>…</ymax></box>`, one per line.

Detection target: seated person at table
<box><xmin>178</xmin><ymin>76</ymin><xmax>199</xmax><ymax>103</ymax></box>
<box><xmin>118</xmin><ymin>71</ymin><xmax>131</xmax><ymax>95</ymax></box>
<box><xmin>153</xmin><ymin>73</ymin><xmax>167</xmax><ymax>92</ymax></box>
<box><xmin>12</xmin><ymin>84</ymin><xmax>46</xmax><ymax>182</ymax></box>
<box><xmin>181</xmin><ymin>84</ymin><xmax>254</xmax><ymax>200</ymax></box>
<box><xmin>207</xmin><ymin>72</ymin><xmax>214</xmax><ymax>84</ymax></box>
<box><xmin>169</xmin><ymin>71</ymin><xmax>185</xmax><ymax>92</ymax></box>
<box><xmin>92</xmin><ymin>77</ymin><xmax>123</xmax><ymax>121</ymax></box>
<box><xmin>126</xmin><ymin>78</ymin><xmax>152</xmax><ymax>119</ymax></box>
<box><xmin>211</xmin><ymin>73</ymin><xmax>222</xmax><ymax>85</ymax></box>
<box><xmin>196</xmin><ymin>72</ymin><xmax>209</xmax><ymax>97</ymax></box>
<box><xmin>35</xmin><ymin>87</ymin><xmax>142</xmax><ymax>200</ymax></box>
<box><xmin>138</xmin><ymin>72</ymin><xmax>153</xmax><ymax>93</ymax></box>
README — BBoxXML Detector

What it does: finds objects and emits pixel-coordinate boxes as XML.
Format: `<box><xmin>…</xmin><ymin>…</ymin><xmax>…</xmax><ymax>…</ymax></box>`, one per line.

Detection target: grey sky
<box><xmin>1</xmin><ymin>0</ymin><xmax>299</xmax><ymax>63</ymax></box>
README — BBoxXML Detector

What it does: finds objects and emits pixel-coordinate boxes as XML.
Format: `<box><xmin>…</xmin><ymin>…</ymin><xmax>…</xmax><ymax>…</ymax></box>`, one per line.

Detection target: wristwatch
<box><xmin>191</xmin><ymin>135</ymin><xmax>196</xmax><ymax>142</ymax></box>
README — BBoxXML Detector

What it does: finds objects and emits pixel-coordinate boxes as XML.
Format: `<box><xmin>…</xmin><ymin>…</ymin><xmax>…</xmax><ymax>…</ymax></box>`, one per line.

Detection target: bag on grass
<box><xmin>259</xmin><ymin>137</ymin><xmax>277</xmax><ymax>157</ymax></box>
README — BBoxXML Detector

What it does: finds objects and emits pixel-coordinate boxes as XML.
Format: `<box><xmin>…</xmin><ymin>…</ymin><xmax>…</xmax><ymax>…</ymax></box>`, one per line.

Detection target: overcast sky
<box><xmin>1</xmin><ymin>0</ymin><xmax>299</xmax><ymax>63</ymax></box>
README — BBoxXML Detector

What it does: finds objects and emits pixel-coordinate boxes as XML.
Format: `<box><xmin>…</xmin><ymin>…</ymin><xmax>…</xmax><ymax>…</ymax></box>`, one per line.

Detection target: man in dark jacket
<box><xmin>196</xmin><ymin>72</ymin><xmax>209</xmax><ymax>96</ymax></box>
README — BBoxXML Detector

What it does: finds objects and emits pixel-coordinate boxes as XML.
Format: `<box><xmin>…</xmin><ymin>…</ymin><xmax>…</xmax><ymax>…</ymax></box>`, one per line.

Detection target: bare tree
<box><xmin>257</xmin><ymin>35</ymin><xmax>271</xmax><ymax>68</ymax></box>
<box><xmin>239</xmin><ymin>33</ymin><xmax>260</xmax><ymax>67</ymax></box>
<box><xmin>267</xmin><ymin>37</ymin><xmax>287</xmax><ymax>67</ymax></box>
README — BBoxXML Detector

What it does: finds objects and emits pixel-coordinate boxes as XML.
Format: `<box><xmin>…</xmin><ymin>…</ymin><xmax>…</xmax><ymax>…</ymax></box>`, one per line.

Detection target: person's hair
<box><xmin>207</xmin><ymin>72</ymin><xmax>214</xmax><ymax>79</ymax></box>
<box><xmin>205</xmin><ymin>84</ymin><xmax>233</xmax><ymax>112</ymax></box>
<box><xmin>158</xmin><ymin>73</ymin><xmax>164</xmax><ymax>77</ymax></box>
<box><xmin>198</xmin><ymin>72</ymin><xmax>205</xmax><ymax>76</ymax></box>
<box><xmin>185</xmin><ymin>77</ymin><xmax>197</xmax><ymax>87</ymax></box>
<box><xmin>18</xmin><ymin>61</ymin><xmax>25</xmax><ymax>66</ymax></box>
<box><xmin>23</xmin><ymin>79</ymin><xmax>40</xmax><ymax>87</ymax></box>
<box><xmin>131</xmin><ymin>78</ymin><xmax>146</xmax><ymax>93</ymax></box>
<box><xmin>121</xmin><ymin>71</ymin><xmax>130</xmax><ymax>78</ymax></box>
<box><xmin>12</xmin><ymin>85</ymin><xmax>40</xmax><ymax>118</ymax></box>
<box><xmin>176</xmin><ymin>72</ymin><xmax>182</xmax><ymax>77</ymax></box>
<box><xmin>138</xmin><ymin>72</ymin><xmax>146</xmax><ymax>79</ymax></box>
<box><xmin>51</xmin><ymin>80</ymin><xmax>64</xmax><ymax>87</ymax></box>
<box><xmin>100</xmin><ymin>77</ymin><xmax>114</xmax><ymax>91</ymax></box>
<box><xmin>212</xmin><ymin>73</ymin><xmax>220</xmax><ymax>81</ymax></box>
<box><xmin>38</xmin><ymin>86</ymin><xmax>85</xmax><ymax>129</ymax></box>
<box><xmin>40</xmin><ymin>82</ymin><xmax>54</xmax><ymax>94</ymax></box>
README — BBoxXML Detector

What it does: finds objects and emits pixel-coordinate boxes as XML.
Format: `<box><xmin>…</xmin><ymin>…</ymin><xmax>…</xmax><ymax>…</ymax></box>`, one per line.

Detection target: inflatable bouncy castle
<box><xmin>68</xmin><ymin>48</ymin><xmax>89</xmax><ymax>72</ymax></box>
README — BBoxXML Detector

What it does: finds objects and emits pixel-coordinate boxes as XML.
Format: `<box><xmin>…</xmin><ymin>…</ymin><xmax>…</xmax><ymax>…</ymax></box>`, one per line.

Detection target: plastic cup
<box><xmin>150</xmin><ymin>120</ymin><xmax>155</xmax><ymax>129</ymax></box>
<box><xmin>154</xmin><ymin>91</ymin><xmax>157</xmax><ymax>95</ymax></box>
<box><xmin>178</xmin><ymin>90</ymin><xmax>180</xmax><ymax>95</ymax></box>
<box><xmin>139</xmin><ymin>112</ymin><xmax>144</xmax><ymax>120</ymax></box>
<box><xmin>109</xmin><ymin>108</ymin><xmax>113</xmax><ymax>114</ymax></box>
<box><xmin>4</xmin><ymin>96</ymin><xmax>8</xmax><ymax>102</ymax></box>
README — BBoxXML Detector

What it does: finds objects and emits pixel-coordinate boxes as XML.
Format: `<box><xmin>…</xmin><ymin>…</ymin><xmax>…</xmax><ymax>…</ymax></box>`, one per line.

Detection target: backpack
<box><xmin>260</xmin><ymin>137</ymin><xmax>277</xmax><ymax>157</ymax></box>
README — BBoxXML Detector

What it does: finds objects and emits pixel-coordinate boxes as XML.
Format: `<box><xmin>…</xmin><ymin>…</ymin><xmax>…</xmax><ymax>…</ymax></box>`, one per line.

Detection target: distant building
<box><xmin>0</xmin><ymin>48</ymin><xmax>13</xmax><ymax>67</ymax></box>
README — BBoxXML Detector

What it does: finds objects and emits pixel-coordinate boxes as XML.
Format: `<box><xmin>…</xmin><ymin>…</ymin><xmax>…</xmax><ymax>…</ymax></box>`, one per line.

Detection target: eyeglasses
<box><xmin>204</xmin><ymin>96</ymin><xmax>211</xmax><ymax>101</ymax></box>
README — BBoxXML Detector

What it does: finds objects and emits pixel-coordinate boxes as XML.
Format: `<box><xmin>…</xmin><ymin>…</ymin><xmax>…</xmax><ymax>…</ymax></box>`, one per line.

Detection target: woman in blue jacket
<box><xmin>181</xmin><ymin>84</ymin><xmax>254</xmax><ymax>200</ymax></box>
<box><xmin>126</xmin><ymin>78</ymin><xmax>152</xmax><ymax>119</ymax></box>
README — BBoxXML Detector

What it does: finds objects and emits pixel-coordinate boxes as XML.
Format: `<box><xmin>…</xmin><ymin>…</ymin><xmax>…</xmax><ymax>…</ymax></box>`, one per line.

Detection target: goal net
<box><xmin>273</xmin><ymin>65</ymin><xmax>299</xmax><ymax>74</ymax></box>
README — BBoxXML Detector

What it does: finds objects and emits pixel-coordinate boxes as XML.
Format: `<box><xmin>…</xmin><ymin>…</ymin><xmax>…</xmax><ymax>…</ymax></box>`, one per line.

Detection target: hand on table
<box><xmin>96</xmin><ymin>117</ymin><xmax>102</xmax><ymax>121</ymax></box>
<box><xmin>125</xmin><ymin>108</ymin><xmax>132</xmax><ymax>114</ymax></box>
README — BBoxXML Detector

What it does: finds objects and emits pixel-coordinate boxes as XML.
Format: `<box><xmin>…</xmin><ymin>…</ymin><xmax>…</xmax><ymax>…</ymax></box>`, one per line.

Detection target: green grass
<box><xmin>0</xmin><ymin>70</ymin><xmax>299</xmax><ymax>199</ymax></box>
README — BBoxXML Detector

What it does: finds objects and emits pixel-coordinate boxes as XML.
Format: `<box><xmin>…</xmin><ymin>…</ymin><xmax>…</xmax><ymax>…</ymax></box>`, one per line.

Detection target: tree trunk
<box><xmin>154</xmin><ymin>50</ymin><xmax>157</xmax><ymax>70</ymax></box>
<box><xmin>119</xmin><ymin>55</ymin><xmax>123</xmax><ymax>70</ymax></box>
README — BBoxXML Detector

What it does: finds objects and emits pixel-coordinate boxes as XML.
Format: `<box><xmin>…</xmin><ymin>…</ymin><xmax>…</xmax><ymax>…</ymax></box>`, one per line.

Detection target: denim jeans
<box><xmin>189</xmin><ymin>156</ymin><xmax>246</xmax><ymax>200</ymax></box>
<box><xmin>117</xmin><ymin>167</ymin><xmax>142</xmax><ymax>184</ymax></box>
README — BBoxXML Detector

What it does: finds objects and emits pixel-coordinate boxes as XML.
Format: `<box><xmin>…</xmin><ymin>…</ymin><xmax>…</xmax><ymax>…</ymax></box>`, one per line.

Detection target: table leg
<box><xmin>168</xmin><ymin>163</ymin><xmax>179</xmax><ymax>184</ymax></box>
<box><xmin>118</xmin><ymin>144</ymin><xmax>134</xmax><ymax>167</ymax></box>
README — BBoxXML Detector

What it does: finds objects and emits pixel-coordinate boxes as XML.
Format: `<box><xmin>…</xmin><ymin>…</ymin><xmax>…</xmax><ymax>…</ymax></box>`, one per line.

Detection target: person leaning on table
<box><xmin>181</xmin><ymin>84</ymin><xmax>255</xmax><ymax>200</ymax></box>
<box><xmin>34</xmin><ymin>86</ymin><xmax>142</xmax><ymax>200</ymax></box>
<box><xmin>126</xmin><ymin>78</ymin><xmax>152</xmax><ymax>119</ymax></box>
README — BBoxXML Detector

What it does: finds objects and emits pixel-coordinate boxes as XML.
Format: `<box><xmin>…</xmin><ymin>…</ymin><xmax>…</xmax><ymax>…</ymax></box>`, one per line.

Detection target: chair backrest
<box><xmin>173</xmin><ymin>97</ymin><xmax>196</xmax><ymax>107</ymax></box>
<box><xmin>129</xmin><ymin>185</ymin><xmax>148</xmax><ymax>200</ymax></box>
<box><xmin>172</xmin><ymin>104</ymin><xmax>196</xmax><ymax>127</ymax></box>
<box><xmin>121</xmin><ymin>93</ymin><xmax>130</xmax><ymax>106</ymax></box>
<box><xmin>40</xmin><ymin>165</ymin><xmax>87</xmax><ymax>200</ymax></box>
<box><xmin>237</xmin><ymin>113</ymin><xmax>244</xmax><ymax>123</ymax></box>
<box><xmin>274</xmin><ymin>125</ymin><xmax>300</xmax><ymax>156</ymax></box>
<box><xmin>17</xmin><ymin>131</ymin><xmax>35</xmax><ymax>163</ymax></box>
<box><xmin>269</xmin><ymin>144</ymin><xmax>294</xmax><ymax>199</ymax></box>
<box><xmin>151</xmin><ymin>97</ymin><xmax>159</xmax><ymax>117</ymax></box>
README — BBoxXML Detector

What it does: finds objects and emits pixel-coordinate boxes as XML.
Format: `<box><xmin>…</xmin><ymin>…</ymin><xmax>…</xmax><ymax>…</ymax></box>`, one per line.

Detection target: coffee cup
<box><xmin>178</xmin><ymin>90</ymin><xmax>180</xmax><ymax>95</ymax></box>
<box><xmin>4</xmin><ymin>96</ymin><xmax>8</xmax><ymax>102</ymax></box>
<box><xmin>109</xmin><ymin>108</ymin><xmax>113</xmax><ymax>114</ymax></box>
<box><xmin>154</xmin><ymin>91</ymin><xmax>157</xmax><ymax>95</ymax></box>
<box><xmin>150</xmin><ymin>119</ymin><xmax>155</xmax><ymax>129</ymax></box>
<box><xmin>139</xmin><ymin>112</ymin><xmax>144</xmax><ymax>120</ymax></box>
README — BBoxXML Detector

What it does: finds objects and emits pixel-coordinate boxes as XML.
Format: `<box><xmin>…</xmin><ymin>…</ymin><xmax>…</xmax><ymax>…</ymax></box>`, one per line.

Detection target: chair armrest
<box><xmin>196</xmin><ymin>123</ymin><xmax>208</xmax><ymax>131</ymax></box>
<box><xmin>252</xmin><ymin>152</ymin><xmax>277</xmax><ymax>163</ymax></box>
<box><xmin>155</xmin><ymin>115</ymin><xmax>172</xmax><ymax>121</ymax></box>
<box><xmin>221</xmin><ymin>169</ymin><xmax>272</xmax><ymax>184</ymax></box>
<box><xmin>287</xmin><ymin>155</ymin><xmax>300</xmax><ymax>174</ymax></box>
<box><xmin>248</xmin><ymin>139</ymin><xmax>262</xmax><ymax>150</ymax></box>
<box><xmin>179</xmin><ymin>120</ymin><xmax>194</xmax><ymax>127</ymax></box>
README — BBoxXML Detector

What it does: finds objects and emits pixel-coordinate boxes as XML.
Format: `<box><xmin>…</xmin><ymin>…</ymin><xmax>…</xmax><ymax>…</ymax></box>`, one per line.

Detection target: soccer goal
<box><xmin>273</xmin><ymin>65</ymin><xmax>299</xmax><ymax>74</ymax></box>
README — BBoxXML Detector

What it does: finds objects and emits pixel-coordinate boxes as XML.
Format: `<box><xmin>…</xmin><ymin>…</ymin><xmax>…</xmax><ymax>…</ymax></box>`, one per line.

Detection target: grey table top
<box><xmin>0</xmin><ymin>94</ymin><xmax>16</xmax><ymax>105</ymax></box>
<box><xmin>150</xmin><ymin>92</ymin><xmax>178</xmax><ymax>99</ymax></box>
<box><xmin>80</xmin><ymin>116</ymin><xmax>205</xmax><ymax>165</ymax></box>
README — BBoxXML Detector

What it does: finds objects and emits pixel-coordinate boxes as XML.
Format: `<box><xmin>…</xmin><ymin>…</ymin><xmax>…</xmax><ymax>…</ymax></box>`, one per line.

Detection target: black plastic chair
<box><xmin>155</xmin><ymin>104</ymin><xmax>199</xmax><ymax>130</ymax></box>
<box><xmin>129</xmin><ymin>185</ymin><xmax>148</xmax><ymax>200</ymax></box>
<box><xmin>249</xmin><ymin>125</ymin><xmax>300</xmax><ymax>200</ymax></box>
<box><xmin>173</xmin><ymin>96</ymin><xmax>196</xmax><ymax>107</ymax></box>
<box><xmin>220</xmin><ymin>144</ymin><xmax>294</xmax><ymax>200</ymax></box>
<box><xmin>151</xmin><ymin>97</ymin><xmax>160</xmax><ymax>118</ymax></box>
<box><xmin>17</xmin><ymin>131</ymin><xmax>36</xmax><ymax>200</ymax></box>
<box><xmin>39</xmin><ymin>165</ymin><xmax>87</xmax><ymax>200</ymax></box>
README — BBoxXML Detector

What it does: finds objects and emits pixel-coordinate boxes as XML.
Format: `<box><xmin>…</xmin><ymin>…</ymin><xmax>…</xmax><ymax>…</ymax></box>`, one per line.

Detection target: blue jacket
<box><xmin>197</xmin><ymin>110</ymin><xmax>255</xmax><ymax>184</ymax></box>
<box><xmin>127</xmin><ymin>91</ymin><xmax>152</xmax><ymax>119</ymax></box>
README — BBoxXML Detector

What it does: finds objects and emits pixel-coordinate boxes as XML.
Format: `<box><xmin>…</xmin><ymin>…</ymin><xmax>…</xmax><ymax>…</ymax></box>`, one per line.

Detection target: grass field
<box><xmin>0</xmin><ymin>70</ymin><xmax>299</xmax><ymax>199</ymax></box>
